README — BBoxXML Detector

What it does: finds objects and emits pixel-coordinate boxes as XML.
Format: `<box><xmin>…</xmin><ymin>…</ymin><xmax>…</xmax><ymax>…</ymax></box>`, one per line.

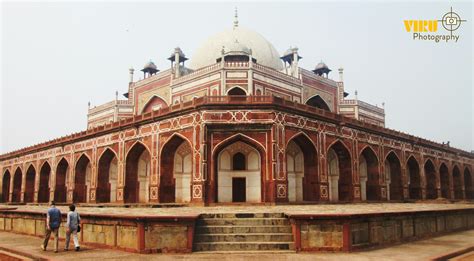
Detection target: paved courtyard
<box><xmin>1</xmin><ymin>202</ymin><xmax>473</xmax><ymax>217</ymax></box>
<box><xmin>0</xmin><ymin>229</ymin><xmax>472</xmax><ymax>260</ymax></box>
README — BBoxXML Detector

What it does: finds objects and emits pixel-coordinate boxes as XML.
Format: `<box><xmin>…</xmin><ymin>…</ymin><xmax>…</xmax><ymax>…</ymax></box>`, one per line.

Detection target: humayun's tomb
<box><xmin>0</xmin><ymin>11</ymin><xmax>473</xmax><ymax>254</ymax></box>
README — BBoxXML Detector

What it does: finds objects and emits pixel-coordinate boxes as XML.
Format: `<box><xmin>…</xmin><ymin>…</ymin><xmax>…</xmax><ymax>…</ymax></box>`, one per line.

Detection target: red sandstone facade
<box><xmin>1</xmin><ymin>96</ymin><xmax>473</xmax><ymax>205</ymax></box>
<box><xmin>1</xmin><ymin>22</ymin><xmax>473</xmax><ymax>205</ymax></box>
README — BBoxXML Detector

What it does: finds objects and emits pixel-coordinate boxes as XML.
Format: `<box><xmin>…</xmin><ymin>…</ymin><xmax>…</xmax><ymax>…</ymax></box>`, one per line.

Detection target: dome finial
<box><xmin>233</xmin><ymin>7</ymin><xmax>239</xmax><ymax>29</ymax></box>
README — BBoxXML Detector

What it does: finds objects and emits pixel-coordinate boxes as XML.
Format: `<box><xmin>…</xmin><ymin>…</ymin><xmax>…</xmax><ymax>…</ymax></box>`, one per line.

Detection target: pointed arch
<box><xmin>2</xmin><ymin>170</ymin><xmax>11</xmax><ymax>202</ymax></box>
<box><xmin>55</xmin><ymin>157</ymin><xmax>68</xmax><ymax>203</ymax></box>
<box><xmin>327</xmin><ymin>140</ymin><xmax>352</xmax><ymax>201</ymax></box>
<box><xmin>210</xmin><ymin>133</ymin><xmax>266</xmax><ymax>203</ymax></box>
<box><xmin>438</xmin><ymin>162</ymin><xmax>449</xmax><ymax>199</ymax></box>
<box><xmin>212</xmin><ymin>133</ymin><xmax>267</xmax><ymax>156</ymax></box>
<box><xmin>38</xmin><ymin>161</ymin><xmax>51</xmax><ymax>203</ymax></box>
<box><xmin>452</xmin><ymin>165</ymin><xmax>463</xmax><ymax>199</ymax></box>
<box><xmin>424</xmin><ymin>159</ymin><xmax>438</xmax><ymax>199</ymax></box>
<box><xmin>24</xmin><ymin>164</ymin><xmax>36</xmax><ymax>203</ymax></box>
<box><xmin>125</xmin><ymin>140</ymin><xmax>152</xmax><ymax>159</ymax></box>
<box><xmin>125</xmin><ymin>141</ymin><xmax>151</xmax><ymax>203</ymax></box>
<box><xmin>160</xmin><ymin>134</ymin><xmax>193</xmax><ymax>203</ymax></box>
<box><xmin>407</xmin><ymin>156</ymin><xmax>421</xmax><ymax>200</ymax></box>
<box><xmin>464</xmin><ymin>167</ymin><xmax>473</xmax><ymax>199</ymax></box>
<box><xmin>286</xmin><ymin>131</ymin><xmax>318</xmax><ymax>150</ymax></box>
<box><xmin>227</xmin><ymin>86</ymin><xmax>247</xmax><ymax>96</ymax></box>
<box><xmin>74</xmin><ymin>153</ymin><xmax>91</xmax><ymax>203</ymax></box>
<box><xmin>385</xmin><ymin>151</ymin><xmax>402</xmax><ymax>200</ymax></box>
<box><xmin>12</xmin><ymin>167</ymin><xmax>23</xmax><ymax>203</ymax></box>
<box><xmin>141</xmin><ymin>95</ymin><xmax>168</xmax><ymax>114</ymax></box>
<box><xmin>97</xmin><ymin>148</ymin><xmax>118</xmax><ymax>203</ymax></box>
<box><xmin>305</xmin><ymin>95</ymin><xmax>331</xmax><ymax>111</ymax></box>
<box><xmin>286</xmin><ymin>133</ymin><xmax>318</xmax><ymax>202</ymax></box>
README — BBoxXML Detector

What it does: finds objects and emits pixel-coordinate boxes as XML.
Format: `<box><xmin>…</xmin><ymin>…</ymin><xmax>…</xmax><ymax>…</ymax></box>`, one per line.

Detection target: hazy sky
<box><xmin>1</xmin><ymin>1</ymin><xmax>472</xmax><ymax>153</ymax></box>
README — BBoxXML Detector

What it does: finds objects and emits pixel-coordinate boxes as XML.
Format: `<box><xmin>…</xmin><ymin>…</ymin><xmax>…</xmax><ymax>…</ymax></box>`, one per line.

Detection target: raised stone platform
<box><xmin>0</xmin><ymin>203</ymin><xmax>473</xmax><ymax>254</ymax></box>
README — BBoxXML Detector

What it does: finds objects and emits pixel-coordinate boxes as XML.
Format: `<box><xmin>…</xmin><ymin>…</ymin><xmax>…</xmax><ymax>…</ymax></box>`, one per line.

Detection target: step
<box><xmin>193</xmin><ymin>241</ymin><xmax>295</xmax><ymax>252</ymax></box>
<box><xmin>193</xmin><ymin>250</ymin><xmax>296</xmax><ymax>254</ymax></box>
<box><xmin>195</xmin><ymin>233</ymin><xmax>293</xmax><ymax>242</ymax></box>
<box><xmin>195</xmin><ymin>225</ymin><xmax>293</xmax><ymax>234</ymax></box>
<box><xmin>196</xmin><ymin>218</ymin><xmax>290</xmax><ymax>226</ymax></box>
<box><xmin>200</xmin><ymin>213</ymin><xmax>285</xmax><ymax>219</ymax></box>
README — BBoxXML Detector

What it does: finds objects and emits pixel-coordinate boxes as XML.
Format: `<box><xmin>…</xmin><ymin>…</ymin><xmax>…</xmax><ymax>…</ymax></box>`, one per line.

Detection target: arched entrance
<box><xmin>38</xmin><ymin>162</ymin><xmax>51</xmax><ymax>203</ymax></box>
<box><xmin>55</xmin><ymin>158</ymin><xmax>68</xmax><ymax>203</ymax></box>
<box><xmin>97</xmin><ymin>149</ymin><xmax>118</xmax><ymax>203</ymax></box>
<box><xmin>286</xmin><ymin>134</ymin><xmax>318</xmax><ymax>202</ymax></box>
<box><xmin>142</xmin><ymin>96</ymin><xmax>167</xmax><ymax>114</ymax></box>
<box><xmin>24</xmin><ymin>165</ymin><xmax>36</xmax><ymax>203</ymax></box>
<box><xmin>74</xmin><ymin>154</ymin><xmax>91</xmax><ymax>203</ymax></box>
<box><xmin>217</xmin><ymin>141</ymin><xmax>261</xmax><ymax>203</ymax></box>
<box><xmin>439</xmin><ymin>163</ymin><xmax>450</xmax><ymax>199</ymax></box>
<box><xmin>359</xmin><ymin>147</ymin><xmax>380</xmax><ymax>201</ymax></box>
<box><xmin>424</xmin><ymin>160</ymin><xmax>437</xmax><ymax>199</ymax></box>
<box><xmin>227</xmin><ymin>87</ymin><xmax>247</xmax><ymax>96</ymax></box>
<box><xmin>125</xmin><ymin>142</ymin><xmax>151</xmax><ymax>203</ymax></box>
<box><xmin>407</xmin><ymin>156</ymin><xmax>421</xmax><ymax>199</ymax></box>
<box><xmin>464</xmin><ymin>168</ymin><xmax>473</xmax><ymax>199</ymax></box>
<box><xmin>306</xmin><ymin>95</ymin><xmax>331</xmax><ymax>111</ymax></box>
<box><xmin>385</xmin><ymin>152</ymin><xmax>402</xmax><ymax>200</ymax></box>
<box><xmin>327</xmin><ymin>141</ymin><xmax>352</xmax><ymax>202</ymax></box>
<box><xmin>2</xmin><ymin>170</ymin><xmax>11</xmax><ymax>202</ymax></box>
<box><xmin>159</xmin><ymin>135</ymin><xmax>193</xmax><ymax>203</ymax></box>
<box><xmin>453</xmin><ymin>166</ymin><xmax>463</xmax><ymax>199</ymax></box>
<box><xmin>12</xmin><ymin>168</ymin><xmax>22</xmax><ymax>203</ymax></box>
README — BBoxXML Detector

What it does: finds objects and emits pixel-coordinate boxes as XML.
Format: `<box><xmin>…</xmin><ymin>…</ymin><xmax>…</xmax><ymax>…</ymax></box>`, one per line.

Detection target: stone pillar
<box><xmin>318</xmin><ymin>132</ymin><xmax>330</xmax><ymax>202</ymax></box>
<box><xmin>49</xmin><ymin>159</ymin><xmax>55</xmax><ymax>202</ymax></box>
<box><xmin>67</xmin><ymin>154</ymin><xmax>74</xmax><ymax>203</ymax></box>
<box><xmin>273</xmin><ymin>124</ymin><xmax>287</xmax><ymax>203</ymax></box>
<box><xmin>380</xmin><ymin>160</ymin><xmax>387</xmax><ymax>201</ymax></box>
<box><xmin>9</xmin><ymin>171</ymin><xmax>14</xmax><ymax>202</ymax></box>
<box><xmin>401</xmin><ymin>165</ymin><xmax>409</xmax><ymax>200</ymax></box>
<box><xmin>89</xmin><ymin>165</ymin><xmax>98</xmax><ymax>204</ymax></box>
<box><xmin>116</xmin><ymin>139</ymin><xmax>125</xmax><ymax>203</ymax></box>
<box><xmin>420</xmin><ymin>164</ymin><xmax>427</xmax><ymax>200</ymax></box>
<box><xmin>21</xmin><ymin>165</ymin><xmax>26</xmax><ymax>203</ymax></box>
<box><xmin>449</xmin><ymin>166</ymin><xmax>455</xmax><ymax>199</ymax></box>
<box><xmin>149</xmin><ymin>129</ymin><xmax>159</xmax><ymax>203</ymax></box>
<box><xmin>190</xmin><ymin>122</ymin><xmax>205</xmax><ymax>205</ymax></box>
<box><xmin>436</xmin><ymin>167</ymin><xmax>442</xmax><ymax>199</ymax></box>
<box><xmin>50</xmin><ymin>165</ymin><xmax>56</xmax><ymax>202</ymax></box>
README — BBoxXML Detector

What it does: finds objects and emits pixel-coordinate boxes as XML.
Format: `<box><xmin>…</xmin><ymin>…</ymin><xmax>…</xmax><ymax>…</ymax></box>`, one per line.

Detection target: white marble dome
<box><xmin>190</xmin><ymin>27</ymin><xmax>283</xmax><ymax>70</ymax></box>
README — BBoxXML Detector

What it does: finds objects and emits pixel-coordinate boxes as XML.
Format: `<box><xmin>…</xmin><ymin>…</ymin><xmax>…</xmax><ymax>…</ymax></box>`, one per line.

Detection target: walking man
<box><xmin>41</xmin><ymin>201</ymin><xmax>61</xmax><ymax>253</ymax></box>
<box><xmin>64</xmin><ymin>204</ymin><xmax>81</xmax><ymax>251</ymax></box>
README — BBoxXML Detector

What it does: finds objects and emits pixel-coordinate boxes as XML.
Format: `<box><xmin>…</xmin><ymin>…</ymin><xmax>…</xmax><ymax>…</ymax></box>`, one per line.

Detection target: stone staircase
<box><xmin>193</xmin><ymin>213</ymin><xmax>295</xmax><ymax>253</ymax></box>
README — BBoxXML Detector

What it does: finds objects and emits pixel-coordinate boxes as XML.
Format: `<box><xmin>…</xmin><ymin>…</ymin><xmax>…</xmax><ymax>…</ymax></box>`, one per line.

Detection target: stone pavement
<box><xmin>2</xmin><ymin>202</ymin><xmax>473</xmax><ymax>217</ymax></box>
<box><xmin>0</xmin><ymin>230</ymin><xmax>473</xmax><ymax>260</ymax></box>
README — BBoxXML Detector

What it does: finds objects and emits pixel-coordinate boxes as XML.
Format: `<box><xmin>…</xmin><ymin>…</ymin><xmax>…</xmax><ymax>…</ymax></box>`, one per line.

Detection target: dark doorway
<box><xmin>306</xmin><ymin>95</ymin><xmax>331</xmax><ymax>111</ymax></box>
<box><xmin>74</xmin><ymin>154</ymin><xmax>90</xmax><ymax>203</ymax></box>
<box><xmin>55</xmin><ymin>158</ymin><xmax>68</xmax><ymax>203</ymax></box>
<box><xmin>228</xmin><ymin>87</ymin><xmax>246</xmax><ymax>96</ymax></box>
<box><xmin>232</xmin><ymin>177</ymin><xmax>246</xmax><ymax>202</ymax></box>
<box><xmin>38</xmin><ymin>162</ymin><xmax>51</xmax><ymax>203</ymax></box>
<box><xmin>439</xmin><ymin>163</ymin><xmax>450</xmax><ymax>199</ymax></box>
<box><xmin>2</xmin><ymin>171</ymin><xmax>11</xmax><ymax>202</ymax></box>
<box><xmin>24</xmin><ymin>166</ymin><xmax>36</xmax><ymax>203</ymax></box>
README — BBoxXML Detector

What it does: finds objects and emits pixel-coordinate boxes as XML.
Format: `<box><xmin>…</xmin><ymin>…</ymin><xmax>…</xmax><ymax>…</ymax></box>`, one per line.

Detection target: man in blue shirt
<box><xmin>41</xmin><ymin>201</ymin><xmax>62</xmax><ymax>253</ymax></box>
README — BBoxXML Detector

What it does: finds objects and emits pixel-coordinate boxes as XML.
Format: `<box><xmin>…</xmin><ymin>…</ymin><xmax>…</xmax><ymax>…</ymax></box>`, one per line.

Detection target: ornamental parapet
<box><xmin>0</xmin><ymin>95</ymin><xmax>472</xmax><ymax>160</ymax></box>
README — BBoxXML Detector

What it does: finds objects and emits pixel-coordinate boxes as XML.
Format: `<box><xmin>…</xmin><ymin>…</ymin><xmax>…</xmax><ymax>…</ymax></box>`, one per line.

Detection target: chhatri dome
<box><xmin>190</xmin><ymin>9</ymin><xmax>283</xmax><ymax>71</ymax></box>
